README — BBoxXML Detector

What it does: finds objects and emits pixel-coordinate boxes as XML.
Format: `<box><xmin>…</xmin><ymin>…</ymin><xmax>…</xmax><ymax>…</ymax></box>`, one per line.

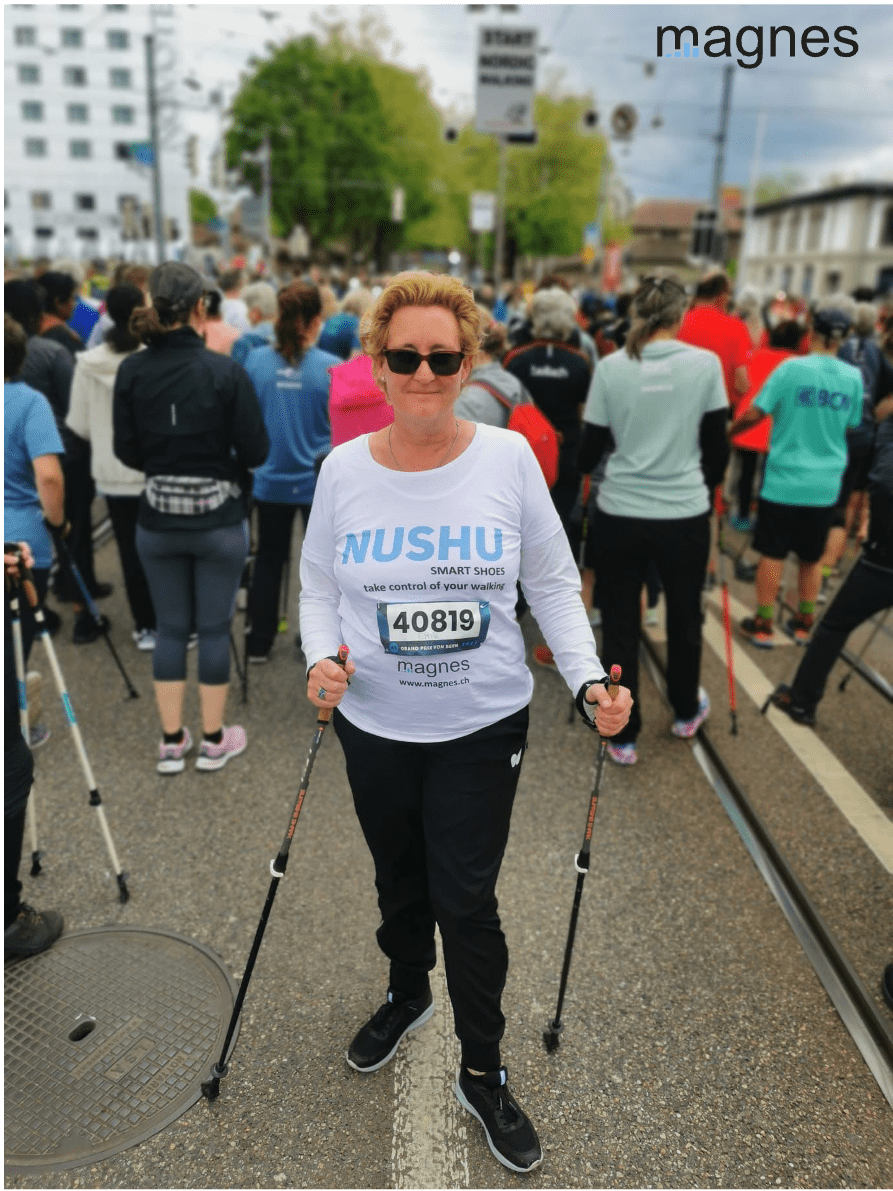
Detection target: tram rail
<box><xmin>640</xmin><ymin>630</ymin><xmax>893</xmax><ymax>1110</ymax></box>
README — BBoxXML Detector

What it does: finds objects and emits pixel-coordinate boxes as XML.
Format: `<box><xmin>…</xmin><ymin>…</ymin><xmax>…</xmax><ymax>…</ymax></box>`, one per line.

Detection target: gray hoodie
<box><xmin>66</xmin><ymin>341</ymin><xmax>146</xmax><ymax>496</ymax></box>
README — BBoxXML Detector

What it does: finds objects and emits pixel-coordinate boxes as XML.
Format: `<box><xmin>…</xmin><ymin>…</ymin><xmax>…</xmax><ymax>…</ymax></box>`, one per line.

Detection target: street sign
<box><xmin>475</xmin><ymin>25</ymin><xmax>538</xmax><ymax>136</ymax></box>
<box><xmin>470</xmin><ymin>191</ymin><xmax>497</xmax><ymax>233</ymax></box>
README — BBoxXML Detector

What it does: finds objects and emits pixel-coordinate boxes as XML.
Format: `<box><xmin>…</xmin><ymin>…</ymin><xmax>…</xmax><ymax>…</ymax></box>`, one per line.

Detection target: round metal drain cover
<box><xmin>4</xmin><ymin>926</ymin><xmax>238</xmax><ymax>1174</ymax></box>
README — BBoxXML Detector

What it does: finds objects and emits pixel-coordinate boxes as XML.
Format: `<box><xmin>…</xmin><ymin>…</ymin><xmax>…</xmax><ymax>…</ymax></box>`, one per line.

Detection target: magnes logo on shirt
<box><xmin>341</xmin><ymin>526</ymin><xmax>503</xmax><ymax>564</ymax></box>
<box><xmin>795</xmin><ymin>387</ymin><xmax>853</xmax><ymax>409</ymax></box>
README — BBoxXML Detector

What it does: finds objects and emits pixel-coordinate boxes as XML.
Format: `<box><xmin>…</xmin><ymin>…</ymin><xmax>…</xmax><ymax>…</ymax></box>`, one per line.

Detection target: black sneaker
<box><xmin>768</xmin><ymin>684</ymin><xmax>817</xmax><ymax>727</ymax></box>
<box><xmin>5</xmin><ymin>903</ymin><xmax>64</xmax><ymax>960</ymax></box>
<box><xmin>455</xmin><ymin>1066</ymin><xmax>543</xmax><ymax>1173</ymax></box>
<box><xmin>346</xmin><ymin>988</ymin><xmax>434</xmax><ymax>1072</ymax></box>
<box><xmin>73</xmin><ymin>612</ymin><xmax>110</xmax><ymax>644</ymax></box>
<box><xmin>89</xmin><ymin>581</ymin><xmax>114</xmax><ymax>600</ymax></box>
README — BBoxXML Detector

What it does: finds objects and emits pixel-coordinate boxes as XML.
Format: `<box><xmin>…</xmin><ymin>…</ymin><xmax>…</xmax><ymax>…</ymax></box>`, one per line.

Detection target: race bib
<box><xmin>377</xmin><ymin>600</ymin><xmax>490</xmax><ymax>655</ymax></box>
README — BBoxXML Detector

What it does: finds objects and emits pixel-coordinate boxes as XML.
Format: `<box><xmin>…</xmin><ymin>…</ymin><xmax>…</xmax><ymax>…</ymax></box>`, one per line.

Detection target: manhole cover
<box><xmin>4</xmin><ymin>926</ymin><xmax>238</xmax><ymax>1174</ymax></box>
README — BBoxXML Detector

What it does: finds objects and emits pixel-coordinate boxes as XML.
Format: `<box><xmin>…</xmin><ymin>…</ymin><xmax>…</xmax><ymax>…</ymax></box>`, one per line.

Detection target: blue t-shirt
<box><xmin>231</xmin><ymin>322</ymin><xmax>275</xmax><ymax>367</ymax></box>
<box><xmin>4</xmin><ymin>381</ymin><xmax>65</xmax><ymax>568</ymax></box>
<box><xmin>754</xmin><ymin>354</ymin><xmax>863</xmax><ymax>506</ymax></box>
<box><xmin>243</xmin><ymin>345</ymin><xmax>339</xmax><ymax>504</ymax></box>
<box><xmin>317</xmin><ymin>313</ymin><xmax>361</xmax><ymax>362</ymax></box>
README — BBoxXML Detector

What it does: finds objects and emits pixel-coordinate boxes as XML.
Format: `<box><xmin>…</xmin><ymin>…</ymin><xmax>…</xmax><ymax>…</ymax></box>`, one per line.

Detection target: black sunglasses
<box><xmin>383</xmin><ymin>349</ymin><xmax>465</xmax><ymax>376</ymax></box>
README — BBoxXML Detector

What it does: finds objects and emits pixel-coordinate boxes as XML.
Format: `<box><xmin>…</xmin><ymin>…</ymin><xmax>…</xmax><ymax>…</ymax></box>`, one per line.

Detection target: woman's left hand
<box><xmin>585</xmin><ymin>683</ymin><xmax>633</xmax><ymax>736</ymax></box>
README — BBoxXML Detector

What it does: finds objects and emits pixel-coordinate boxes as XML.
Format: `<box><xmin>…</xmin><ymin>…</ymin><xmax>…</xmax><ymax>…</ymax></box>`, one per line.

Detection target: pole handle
<box><xmin>598</xmin><ymin>664</ymin><xmax>622</xmax><ymax>741</ymax></box>
<box><xmin>318</xmin><ymin>645</ymin><xmax>350</xmax><ymax>725</ymax></box>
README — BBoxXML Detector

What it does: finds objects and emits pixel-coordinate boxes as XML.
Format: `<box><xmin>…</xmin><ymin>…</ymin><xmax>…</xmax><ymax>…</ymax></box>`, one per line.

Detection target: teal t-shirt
<box><xmin>583</xmin><ymin>340</ymin><xmax>728</xmax><ymax>519</ymax></box>
<box><xmin>4</xmin><ymin>381</ymin><xmax>64</xmax><ymax>569</ymax></box>
<box><xmin>754</xmin><ymin>354</ymin><xmax>863</xmax><ymax>507</ymax></box>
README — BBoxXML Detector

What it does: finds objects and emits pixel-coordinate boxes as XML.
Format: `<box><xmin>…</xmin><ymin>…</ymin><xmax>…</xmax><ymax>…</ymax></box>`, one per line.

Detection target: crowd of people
<box><xmin>5</xmin><ymin>250</ymin><xmax>893</xmax><ymax>1172</ymax></box>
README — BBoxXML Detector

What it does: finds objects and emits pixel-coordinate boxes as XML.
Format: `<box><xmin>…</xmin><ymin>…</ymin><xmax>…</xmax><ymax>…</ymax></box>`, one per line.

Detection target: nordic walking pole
<box><xmin>13</xmin><ymin>548</ymin><xmax>131</xmax><ymax>903</ymax></box>
<box><xmin>6</xmin><ymin>561</ymin><xmax>42</xmax><ymax>875</ymax></box>
<box><xmin>202</xmin><ymin>645</ymin><xmax>350</xmax><ymax>1101</ymax></box>
<box><xmin>49</xmin><ymin>525</ymin><xmax>139</xmax><ymax>700</ymax></box>
<box><xmin>278</xmin><ymin>549</ymin><xmax>291</xmax><ymax>634</ymax></box>
<box><xmin>839</xmin><ymin>607</ymin><xmax>890</xmax><ymax>692</ymax></box>
<box><xmin>715</xmin><ymin>488</ymin><xmax>738</xmax><ymax>734</ymax></box>
<box><xmin>545</xmin><ymin>663</ymin><xmax>621</xmax><ymax>1053</ymax></box>
<box><xmin>229</xmin><ymin>630</ymin><xmax>247</xmax><ymax>703</ymax></box>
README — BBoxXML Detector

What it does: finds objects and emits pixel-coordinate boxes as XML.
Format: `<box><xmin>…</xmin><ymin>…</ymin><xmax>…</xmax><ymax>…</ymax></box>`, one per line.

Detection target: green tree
<box><xmin>755</xmin><ymin>171</ymin><xmax>804</xmax><ymax>204</ymax></box>
<box><xmin>188</xmin><ymin>189</ymin><xmax>218</xmax><ymax>225</ymax></box>
<box><xmin>226</xmin><ymin>36</ymin><xmax>396</xmax><ymax>255</ymax></box>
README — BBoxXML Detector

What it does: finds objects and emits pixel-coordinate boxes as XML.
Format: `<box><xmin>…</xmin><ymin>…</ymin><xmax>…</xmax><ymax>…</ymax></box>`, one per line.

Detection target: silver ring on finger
<box><xmin>317</xmin><ymin>687</ymin><xmax>327</xmax><ymax>700</ymax></box>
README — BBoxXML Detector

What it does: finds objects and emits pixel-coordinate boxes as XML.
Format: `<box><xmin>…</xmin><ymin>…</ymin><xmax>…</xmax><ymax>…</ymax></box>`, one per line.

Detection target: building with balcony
<box><xmin>739</xmin><ymin>183</ymin><xmax>893</xmax><ymax>299</ymax></box>
<box><xmin>4</xmin><ymin>3</ymin><xmax>190</xmax><ymax>264</ymax></box>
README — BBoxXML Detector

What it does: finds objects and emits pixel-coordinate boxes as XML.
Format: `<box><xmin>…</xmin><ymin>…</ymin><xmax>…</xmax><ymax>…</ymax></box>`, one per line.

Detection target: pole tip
<box><xmin>543</xmin><ymin>1029</ymin><xmax>561</xmax><ymax>1053</ymax></box>
<box><xmin>200</xmin><ymin>1077</ymin><xmax>221</xmax><ymax>1101</ymax></box>
<box><xmin>117</xmin><ymin>874</ymin><xmax>130</xmax><ymax>904</ymax></box>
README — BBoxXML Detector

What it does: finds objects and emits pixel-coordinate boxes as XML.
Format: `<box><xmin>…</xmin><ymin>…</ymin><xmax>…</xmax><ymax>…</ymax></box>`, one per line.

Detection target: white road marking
<box><xmin>700</xmin><ymin>612</ymin><xmax>893</xmax><ymax>874</ymax></box>
<box><xmin>391</xmin><ymin>940</ymin><xmax>469</xmax><ymax>1189</ymax></box>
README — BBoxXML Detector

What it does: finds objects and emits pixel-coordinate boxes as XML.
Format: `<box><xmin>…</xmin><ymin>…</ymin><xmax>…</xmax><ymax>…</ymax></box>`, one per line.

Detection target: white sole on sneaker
<box><xmin>195</xmin><ymin>739</ymin><xmax>247</xmax><ymax>771</ymax></box>
<box><xmin>453</xmin><ymin>1078</ymin><xmax>544</xmax><ymax>1174</ymax></box>
<box><xmin>345</xmin><ymin>1001</ymin><xmax>435</xmax><ymax>1073</ymax></box>
<box><xmin>157</xmin><ymin>739</ymin><xmax>193</xmax><ymax>775</ymax></box>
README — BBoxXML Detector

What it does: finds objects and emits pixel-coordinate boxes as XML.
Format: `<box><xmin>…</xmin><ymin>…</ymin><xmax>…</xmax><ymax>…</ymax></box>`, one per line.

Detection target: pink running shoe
<box><xmin>671</xmin><ymin>689</ymin><xmax>710</xmax><ymax>738</ymax></box>
<box><xmin>196</xmin><ymin>725</ymin><xmax>247</xmax><ymax>772</ymax></box>
<box><xmin>606</xmin><ymin>742</ymin><xmax>637</xmax><ymax>765</ymax></box>
<box><xmin>157</xmin><ymin>728</ymin><xmax>193</xmax><ymax>775</ymax></box>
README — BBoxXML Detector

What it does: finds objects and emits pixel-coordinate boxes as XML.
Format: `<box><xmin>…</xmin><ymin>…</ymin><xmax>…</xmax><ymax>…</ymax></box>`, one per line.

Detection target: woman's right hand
<box><xmin>307</xmin><ymin>653</ymin><xmax>356</xmax><ymax>709</ymax></box>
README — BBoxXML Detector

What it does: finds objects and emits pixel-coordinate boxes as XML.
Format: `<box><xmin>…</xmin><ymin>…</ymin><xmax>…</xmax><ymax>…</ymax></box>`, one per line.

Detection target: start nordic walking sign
<box><xmin>475</xmin><ymin>25</ymin><xmax>538</xmax><ymax>136</ymax></box>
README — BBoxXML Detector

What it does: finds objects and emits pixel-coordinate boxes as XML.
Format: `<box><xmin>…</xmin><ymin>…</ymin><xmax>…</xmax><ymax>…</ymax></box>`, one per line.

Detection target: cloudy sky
<box><xmin>178</xmin><ymin>2</ymin><xmax>893</xmax><ymax>206</ymax></box>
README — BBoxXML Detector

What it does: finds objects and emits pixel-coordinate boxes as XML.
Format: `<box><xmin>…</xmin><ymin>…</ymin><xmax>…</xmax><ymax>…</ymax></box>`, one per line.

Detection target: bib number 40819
<box><xmin>377</xmin><ymin>600</ymin><xmax>490</xmax><ymax>655</ymax></box>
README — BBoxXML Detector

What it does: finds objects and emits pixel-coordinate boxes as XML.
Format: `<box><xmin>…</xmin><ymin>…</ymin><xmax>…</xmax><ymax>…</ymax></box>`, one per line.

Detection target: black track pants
<box><xmin>334</xmin><ymin>706</ymin><xmax>529</xmax><ymax>1072</ymax></box>
<box><xmin>592</xmin><ymin>508</ymin><xmax>710</xmax><ymax>743</ymax></box>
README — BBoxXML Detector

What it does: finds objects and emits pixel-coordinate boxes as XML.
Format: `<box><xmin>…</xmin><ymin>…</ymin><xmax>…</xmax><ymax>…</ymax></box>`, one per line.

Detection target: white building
<box><xmin>4</xmin><ymin>3</ymin><xmax>190</xmax><ymax>265</ymax></box>
<box><xmin>739</xmin><ymin>183</ymin><xmax>893</xmax><ymax>299</ymax></box>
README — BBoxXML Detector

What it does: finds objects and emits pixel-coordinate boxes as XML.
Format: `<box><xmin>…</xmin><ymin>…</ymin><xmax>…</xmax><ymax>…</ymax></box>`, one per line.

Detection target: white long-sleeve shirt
<box><xmin>299</xmin><ymin>424</ymin><xmax>605</xmax><ymax>742</ymax></box>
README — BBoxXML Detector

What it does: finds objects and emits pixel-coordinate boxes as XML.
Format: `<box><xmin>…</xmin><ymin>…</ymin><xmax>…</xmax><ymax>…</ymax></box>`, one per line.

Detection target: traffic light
<box><xmin>691</xmin><ymin>209</ymin><xmax>718</xmax><ymax>258</ymax></box>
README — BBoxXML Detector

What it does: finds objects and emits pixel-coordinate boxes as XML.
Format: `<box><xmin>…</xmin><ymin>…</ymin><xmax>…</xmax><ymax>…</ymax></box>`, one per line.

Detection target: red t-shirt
<box><xmin>678</xmin><ymin>305</ymin><xmax>752</xmax><ymax>404</ymax></box>
<box><xmin>730</xmin><ymin>347</ymin><xmax>795</xmax><ymax>453</ymax></box>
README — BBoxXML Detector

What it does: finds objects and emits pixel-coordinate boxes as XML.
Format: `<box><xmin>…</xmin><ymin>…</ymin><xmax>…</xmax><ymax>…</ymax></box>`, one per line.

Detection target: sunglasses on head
<box><xmin>383</xmin><ymin>349</ymin><xmax>465</xmax><ymax>376</ymax></box>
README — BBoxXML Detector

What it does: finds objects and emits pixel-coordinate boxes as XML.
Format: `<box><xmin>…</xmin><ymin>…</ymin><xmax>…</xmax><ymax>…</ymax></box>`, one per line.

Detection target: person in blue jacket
<box><xmin>243</xmin><ymin>282</ymin><xmax>339</xmax><ymax>661</ymax></box>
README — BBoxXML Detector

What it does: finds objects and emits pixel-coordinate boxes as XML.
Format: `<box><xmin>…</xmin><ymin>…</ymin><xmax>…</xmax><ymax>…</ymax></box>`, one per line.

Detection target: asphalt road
<box><xmin>5</xmin><ymin>529</ymin><xmax>892</xmax><ymax>1190</ymax></box>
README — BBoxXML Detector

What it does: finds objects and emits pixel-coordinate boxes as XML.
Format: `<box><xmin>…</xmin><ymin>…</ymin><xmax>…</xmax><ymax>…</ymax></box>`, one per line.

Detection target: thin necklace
<box><xmin>388</xmin><ymin>420</ymin><xmax>460</xmax><ymax>472</ymax></box>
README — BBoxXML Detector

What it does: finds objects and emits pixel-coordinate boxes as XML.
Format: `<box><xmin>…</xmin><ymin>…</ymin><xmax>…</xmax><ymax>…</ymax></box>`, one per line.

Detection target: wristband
<box><xmin>575</xmin><ymin>676</ymin><xmax>610</xmax><ymax>730</ymax></box>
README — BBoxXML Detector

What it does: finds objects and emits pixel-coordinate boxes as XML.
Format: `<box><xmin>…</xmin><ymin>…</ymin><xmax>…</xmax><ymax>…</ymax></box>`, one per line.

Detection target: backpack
<box><xmin>473</xmin><ymin>380</ymin><xmax>560</xmax><ymax>489</ymax></box>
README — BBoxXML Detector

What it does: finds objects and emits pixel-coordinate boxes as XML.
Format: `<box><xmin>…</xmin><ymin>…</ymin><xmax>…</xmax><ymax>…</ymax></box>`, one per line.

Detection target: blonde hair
<box><xmin>361</xmin><ymin>272</ymin><xmax>482</xmax><ymax>360</ymax></box>
<box><xmin>625</xmin><ymin>275</ymin><xmax>689</xmax><ymax>361</ymax></box>
<box><xmin>340</xmin><ymin>286</ymin><xmax>372</xmax><ymax>318</ymax></box>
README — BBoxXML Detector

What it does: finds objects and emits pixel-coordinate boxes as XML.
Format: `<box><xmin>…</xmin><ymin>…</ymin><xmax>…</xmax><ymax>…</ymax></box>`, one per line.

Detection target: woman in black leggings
<box><xmin>113</xmin><ymin>263</ymin><xmax>268</xmax><ymax>774</ymax></box>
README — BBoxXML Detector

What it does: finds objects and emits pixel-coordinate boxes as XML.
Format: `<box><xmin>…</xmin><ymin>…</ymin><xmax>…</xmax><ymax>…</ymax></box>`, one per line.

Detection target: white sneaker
<box><xmin>132</xmin><ymin>628</ymin><xmax>157</xmax><ymax>651</ymax></box>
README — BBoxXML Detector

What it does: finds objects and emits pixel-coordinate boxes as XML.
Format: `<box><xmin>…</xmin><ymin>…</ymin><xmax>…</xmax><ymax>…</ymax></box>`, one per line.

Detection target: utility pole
<box><xmin>494</xmin><ymin>136</ymin><xmax>508</xmax><ymax>283</ymax></box>
<box><xmin>261</xmin><ymin>133</ymin><xmax>272</xmax><ymax>260</ymax></box>
<box><xmin>144</xmin><ymin>34</ymin><xmax>166</xmax><ymax>265</ymax></box>
<box><xmin>709</xmin><ymin>64</ymin><xmax>735</xmax><ymax>262</ymax></box>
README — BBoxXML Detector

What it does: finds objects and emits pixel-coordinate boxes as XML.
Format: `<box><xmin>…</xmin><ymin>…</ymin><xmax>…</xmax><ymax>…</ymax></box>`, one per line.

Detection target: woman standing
<box><xmin>66</xmin><ymin>284</ymin><xmax>157</xmax><ymax>649</ymax></box>
<box><xmin>579</xmin><ymin>275</ymin><xmax>729</xmax><ymax>764</ymax></box>
<box><xmin>113</xmin><ymin>263</ymin><xmax>269</xmax><ymax>774</ymax></box>
<box><xmin>299</xmin><ymin>272</ymin><xmax>631</xmax><ymax>1174</ymax></box>
<box><xmin>243</xmin><ymin>282</ymin><xmax>340</xmax><ymax>662</ymax></box>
